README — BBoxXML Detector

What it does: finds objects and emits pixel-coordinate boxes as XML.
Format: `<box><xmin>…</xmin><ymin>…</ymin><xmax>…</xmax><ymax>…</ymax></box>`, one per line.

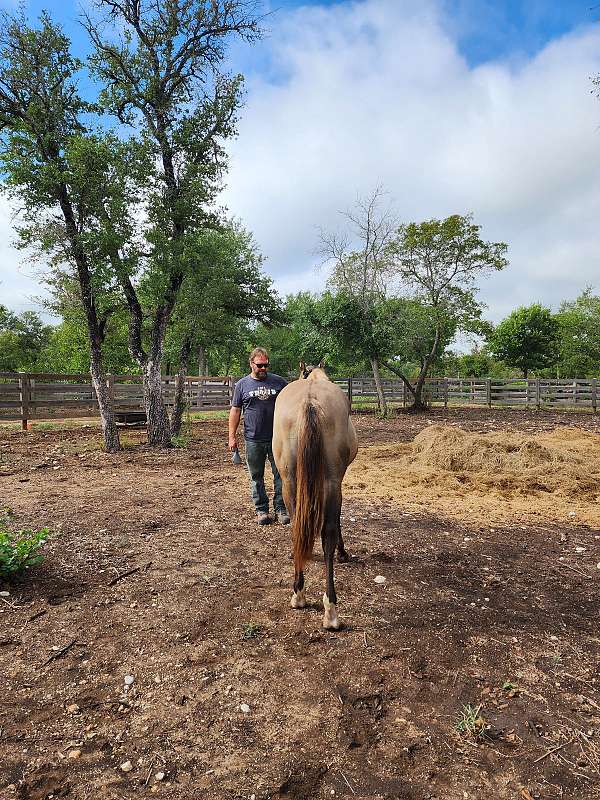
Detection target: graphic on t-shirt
<box><xmin>250</xmin><ymin>386</ymin><xmax>278</xmax><ymax>400</ymax></box>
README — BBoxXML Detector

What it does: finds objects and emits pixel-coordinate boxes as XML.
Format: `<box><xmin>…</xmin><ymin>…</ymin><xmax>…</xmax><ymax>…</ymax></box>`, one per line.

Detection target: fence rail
<box><xmin>0</xmin><ymin>373</ymin><xmax>598</xmax><ymax>426</ymax></box>
<box><xmin>0</xmin><ymin>372</ymin><xmax>234</xmax><ymax>427</ymax></box>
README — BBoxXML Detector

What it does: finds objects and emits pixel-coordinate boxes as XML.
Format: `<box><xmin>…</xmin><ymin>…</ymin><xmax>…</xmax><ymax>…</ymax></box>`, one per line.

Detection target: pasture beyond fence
<box><xmin>0</xmin><ymin>373</ymin><xmax>598</xmax><ymax>426</ymax></box>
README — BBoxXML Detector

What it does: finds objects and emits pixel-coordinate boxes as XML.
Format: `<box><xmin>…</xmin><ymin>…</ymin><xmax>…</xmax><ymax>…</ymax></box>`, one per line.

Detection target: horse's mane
<box><xmin>305</xmin><ymin>367</ymin><xmax>329</xmax><ymax>382</ymax></box>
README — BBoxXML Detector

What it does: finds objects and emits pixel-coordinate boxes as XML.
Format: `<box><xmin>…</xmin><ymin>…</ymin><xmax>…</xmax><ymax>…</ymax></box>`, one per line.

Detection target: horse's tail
<box><xmin>293</xmin><ymin>400</ymin><xmax>325</xmax><ymax>574</ymax></box>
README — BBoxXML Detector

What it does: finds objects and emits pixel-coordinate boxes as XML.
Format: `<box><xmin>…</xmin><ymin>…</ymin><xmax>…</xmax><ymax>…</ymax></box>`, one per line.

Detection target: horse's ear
<box><xmin>318</xmin><ymin>360</ymin><xmax>325</xmax><ymax>369</ymax></box>
<box><xmin>299</xmin><ymin>360</ymin><xmax>306</xmax><ymax>373</ymax></box>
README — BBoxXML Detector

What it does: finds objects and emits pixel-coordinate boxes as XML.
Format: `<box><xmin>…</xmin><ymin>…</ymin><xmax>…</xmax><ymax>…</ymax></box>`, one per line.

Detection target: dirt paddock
<box><xmin>1</xmin><ymin>407</ymin><xmax>600</xmax><ymax>800</ymax></box>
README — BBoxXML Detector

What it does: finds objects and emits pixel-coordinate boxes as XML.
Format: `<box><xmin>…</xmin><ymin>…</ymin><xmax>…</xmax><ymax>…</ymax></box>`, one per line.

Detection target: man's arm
<box><xmin>228</xmin><ymin>406</ymin><xmax>241</xmax><ymax>451</ymax></box>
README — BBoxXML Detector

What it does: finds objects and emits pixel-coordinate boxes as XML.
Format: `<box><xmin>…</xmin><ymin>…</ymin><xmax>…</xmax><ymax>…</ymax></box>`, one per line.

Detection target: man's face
<box><xmin>251</xmin><ymin>357</ymin><xmax>269</xmax><ymax>380</ymax></box>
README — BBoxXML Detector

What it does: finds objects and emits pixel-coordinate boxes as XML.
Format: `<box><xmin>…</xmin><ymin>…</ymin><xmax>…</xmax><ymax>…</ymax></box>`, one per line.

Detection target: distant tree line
<box><xmin>4</xmin><ymin>285</ymin><xmax>600</xmax><ymax>387</ymax></box>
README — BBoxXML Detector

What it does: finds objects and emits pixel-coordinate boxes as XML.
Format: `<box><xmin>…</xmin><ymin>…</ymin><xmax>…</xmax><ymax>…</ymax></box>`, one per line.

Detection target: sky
<box><xmin>0</xmin><ymin>0</ymin><xmax>599</xmax><ymax>344</ymax></box>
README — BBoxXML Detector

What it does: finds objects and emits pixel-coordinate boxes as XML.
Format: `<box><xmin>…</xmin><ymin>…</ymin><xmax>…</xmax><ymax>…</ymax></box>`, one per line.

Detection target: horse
<box><xmin>272</xmin><ymin>362</ymin><xmax>358</xmax><ymax>630</ymax></box>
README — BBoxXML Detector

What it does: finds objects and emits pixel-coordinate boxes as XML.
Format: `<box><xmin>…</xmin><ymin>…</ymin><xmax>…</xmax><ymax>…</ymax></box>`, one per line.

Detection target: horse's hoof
<box><xmin>322</xmin><ymin>594</ymin><xmax>340</xmax><ymax>630</ymax></box>
<box><xmin>337</xmin><ymin>549</ymin><xmax>350</xmax><ymax>563</ymax></box>
<box><xmin>291</xmin><ymin>590</ymin><xmax>307</xmax><ymax>609</ymax></box>
<box><xmin>323</xmin><ymin>615</ymin><xmax>341</xmax><ymax>630</ymax></box>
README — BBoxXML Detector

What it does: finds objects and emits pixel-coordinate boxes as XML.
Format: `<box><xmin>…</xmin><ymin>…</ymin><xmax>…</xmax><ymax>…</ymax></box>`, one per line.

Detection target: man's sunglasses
<box><xmin>254</xmin><ymin>362</ymin><xmax>269</xmax><ymax>368</ymax></box>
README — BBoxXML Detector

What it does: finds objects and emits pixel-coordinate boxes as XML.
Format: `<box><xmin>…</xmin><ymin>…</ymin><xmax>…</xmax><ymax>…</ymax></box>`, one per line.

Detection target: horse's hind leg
<box><xmin>337</xmin><ymin>506</ymin><xmax>350</xmax><ymax>563</ymax></box>
<box><xmin>291</xmin><ymin>566</ymin><xmax>306</xmax><ymax>608</ymax></box>
<box><xmin>322</xmin><ymin>491</ymin><xmax>341</xmax><ymax>629</ymax></box>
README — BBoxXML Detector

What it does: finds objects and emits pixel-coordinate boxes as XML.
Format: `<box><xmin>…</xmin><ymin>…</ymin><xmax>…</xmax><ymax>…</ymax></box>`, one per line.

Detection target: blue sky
<box><xmin>1</xmin><ymin>0</ymin><xmax>599</xmax><ymax>339</ymax></box>
<box><xmin>1</xmin><ymin>0</ymin><xmax>592</xmax><ymax>70</ymax></box>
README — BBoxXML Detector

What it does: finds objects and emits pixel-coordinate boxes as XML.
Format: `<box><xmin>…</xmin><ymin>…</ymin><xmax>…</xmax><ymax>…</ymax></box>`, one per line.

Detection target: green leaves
<box><xmin>0</xmin><ymin>525</ymin><xmax>48</xmax><ymax>579</ymax></box>
<box><xmin>555</xmin><ymin>289</ymin><xmax>600</xmax><ymax>378</ymax></box>
<box><xmin>490</xmin><ymin>304</ymin><xmax>560</xmax><ymax>377</ymax></box>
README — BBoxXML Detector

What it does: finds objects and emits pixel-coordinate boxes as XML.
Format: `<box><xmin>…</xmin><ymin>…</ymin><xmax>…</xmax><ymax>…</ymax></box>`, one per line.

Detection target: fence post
<box><xmin>593</xmin><ymin>379</ymin><xmax>597</xmax><ymax>414</ymax></box>
<box><xmin>486</xmin><ymin>378</ymin><xmax>491</xmax><ymax>408</ymax></box>
<box><xmin>535</xmin><ymin>378</ymin><xmax>541</xmax><ymax>409</ymax></box>
<box><xmin>402</xmin><ymin>381</ymin><xmax>406</xmax><ymax>408</ymax></box>
<box><xmin>347</xmin><ymin>377</ymin><xmax>353</xmax><ymax>408</ymax></box>
<box><xmin>19</xmin><ymin>373</ymin><xmax>30</xmax><ymax>431</ymax></box>
<box><xmin>444</xmin><ymin>377</ymin><xmax>448</xmax><ymax>409</ymax></box>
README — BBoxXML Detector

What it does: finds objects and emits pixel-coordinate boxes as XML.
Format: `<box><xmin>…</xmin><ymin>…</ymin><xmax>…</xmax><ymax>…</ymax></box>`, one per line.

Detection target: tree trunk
<box><xmin>90</xmin><ymin>355</ymin><xmax>120</xmax><ymax>452</ymax></box>
<box><xmin>383</xmin><ymin>361</ymin><xmax>416</xmax><ymax>401</ymax></box>
<box><xmin>170</xmin><ymin>368</ymin><xmax>187</xmax><ymax>437</ymax></box>
<box><xmin>144</xmin><ymin>357</ymin><xmax>171</xmax><ymax>447</ymax></box>
<box><xmin>143</xmin><ymin>312</ymin><xmax>172</xmax><ymax>446</ymax></box>
<box><xmin>57</xmin><ymin>187</ymin><xmax>120</xmax><ymax>452</ymax></box>
<box><xmin>411</xmin><ymin>375</ymin><xmax>428</xmax><ymax>411</ymax></box>
<box><xmin>411</xmin><ymin>324</ymin><xmax>442</xmax><ymax>412</ymax></box>
<box><xmin>370</xmin><ymin>356</ymin><xmax>388</xmax><ymax>415</ymax></box>
<box><xmin>171</xmin><ymin>336</ymin><xmax>193</xmax><ymax>437</ymax></box>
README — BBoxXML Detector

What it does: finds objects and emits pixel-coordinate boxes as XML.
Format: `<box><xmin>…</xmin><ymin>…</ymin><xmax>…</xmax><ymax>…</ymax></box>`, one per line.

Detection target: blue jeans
<box><xmin>244</xmin><ymin>439</ymin><xmax>286</xmax><ymax>515</ymax></box>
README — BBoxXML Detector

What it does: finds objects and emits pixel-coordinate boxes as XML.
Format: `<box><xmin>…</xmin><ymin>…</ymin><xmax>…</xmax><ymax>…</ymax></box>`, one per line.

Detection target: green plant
<box><xmin>0</xmin><ymin>525</ymin><xmax>48</xmax><ymax>579</ymax></box>
<box><xmin>502</xmin><ymin>680</ymin><xmax>518</xmax><ymax>691</ymax></box>
<box><xmin>454</xmin><ymin>703</ymin><xmax>487</xmax><ymax>739</ymax></box>
<box><xmin>171</xmin><ymin>433</ymin><xmax>190</xmax><ymax>449</ymax></box>
<box><xmin>241</xmin><ymin>622</ymin><xmax>262</xmax><ymax>640</ymax></box>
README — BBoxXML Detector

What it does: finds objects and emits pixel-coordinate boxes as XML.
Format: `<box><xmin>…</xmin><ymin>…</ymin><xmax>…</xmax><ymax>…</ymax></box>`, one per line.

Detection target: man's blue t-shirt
<box><xmin>231</xmin><ymin>373</ymin><xmax>288</xmax><ymax>442</ymax></box>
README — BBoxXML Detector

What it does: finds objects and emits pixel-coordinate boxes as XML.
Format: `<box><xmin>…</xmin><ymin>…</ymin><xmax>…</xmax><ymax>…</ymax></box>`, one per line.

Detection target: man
<box><xmin>229</xmin><ymin>347</ymin><xmax>290</xmax><ymax>525</ymax></box>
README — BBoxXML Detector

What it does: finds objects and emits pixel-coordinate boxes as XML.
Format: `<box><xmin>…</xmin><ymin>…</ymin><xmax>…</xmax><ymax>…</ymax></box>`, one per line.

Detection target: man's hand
<box><xmin>228</xmin><ymin>406</ymin><xmax>241</xmax><ymax>451</ymax></box>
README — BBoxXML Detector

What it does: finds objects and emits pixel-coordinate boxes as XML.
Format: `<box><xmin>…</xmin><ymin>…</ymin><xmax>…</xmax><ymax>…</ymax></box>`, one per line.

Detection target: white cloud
<box><xmin>1</xmin><ymin>0</ymin><xmax>600</xmax><ymax>341</ymax></box>
<box><xmin>0</xmin><ymin>196</ymin><xmax>53</xmax><ymax>316</ymax></box>
<box><xmin>222</xmin><ymin>0</ymin><xmax>600</xmax><ymax>324</ymax></box>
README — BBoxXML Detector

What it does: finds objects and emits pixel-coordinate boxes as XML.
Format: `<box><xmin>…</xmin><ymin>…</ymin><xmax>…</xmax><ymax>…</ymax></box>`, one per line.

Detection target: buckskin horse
<box><xmin>272</xmin><ymin>363</ymin><xmax>358</xmax><ymax>630</ymax></box>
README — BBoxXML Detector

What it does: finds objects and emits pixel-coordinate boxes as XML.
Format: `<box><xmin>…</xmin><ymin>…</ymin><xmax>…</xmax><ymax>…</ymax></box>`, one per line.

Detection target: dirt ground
<box><xmin>1</xmin><ymin>406</ymin><xmax>600</xmax><ymax>800</ymax></box>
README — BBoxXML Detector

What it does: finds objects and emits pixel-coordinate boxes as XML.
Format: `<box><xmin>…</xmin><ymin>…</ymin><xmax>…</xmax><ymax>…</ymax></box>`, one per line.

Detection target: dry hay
<box><xmin>345</xmin><ymin>424</ymin><xmax>600</xmax><ymax>527</ymax></box>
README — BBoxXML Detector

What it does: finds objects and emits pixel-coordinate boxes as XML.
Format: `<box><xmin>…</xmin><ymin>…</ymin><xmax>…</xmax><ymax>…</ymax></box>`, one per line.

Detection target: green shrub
<box><xmin>0</xmin><ymin>525</ymin><xmax>48</xmax><ymax>579</ymax></box>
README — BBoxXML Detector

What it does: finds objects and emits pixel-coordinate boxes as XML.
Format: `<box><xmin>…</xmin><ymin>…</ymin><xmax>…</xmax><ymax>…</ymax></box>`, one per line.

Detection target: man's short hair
<box><xmin>249</xmin><ymin>347</ymin><xmax>269</xmax><ymax>363</ymax></box>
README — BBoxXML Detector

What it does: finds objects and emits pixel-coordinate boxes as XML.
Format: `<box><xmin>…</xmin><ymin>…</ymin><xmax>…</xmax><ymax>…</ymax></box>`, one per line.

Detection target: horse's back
<box><xmin>273</xmin><ymin>379</ymin><xmax>357</xmax><ymax>476</ymax></box>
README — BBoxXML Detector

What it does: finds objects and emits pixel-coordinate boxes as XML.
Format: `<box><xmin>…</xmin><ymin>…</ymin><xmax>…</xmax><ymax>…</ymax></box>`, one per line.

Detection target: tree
<box><xmin>388</xmin><ymin>214</ymin><xmax>508</xmax><ymax>409</ymax></box>
<box><xmin>490</xmin><ymin>304</ymin><xmax>560</xmax><ymax>378</ymax></box>
<box><xmin>555</xmin><ymin>289</ymin><xmax>600</xmax><ymax>378</ymax></box>
<box><xmin>162</xmin><ymin>223</ymin><xmax>282</xmax><ymax>434</ymax></box>
<box><xmin>0</xmin><ymin>13</ymin><xmax>123</xmax><ymax>450</ymax></box>
<box><xmin>0</xmin><ymin>306</ymin><xmax>52</xmax><ymax>371</ymax></box>
<box><xmin>442</xmin><ymin>347</ymin><xmax>510</xmax><ymax>378</ymax></box>
<box><xmin>382</xmin><ymin>297</ymin><xmax>458</xmax><ymax>393</ymax></box>
<box><xmin>320</xmin><ymin>188</ymin><xmax>397</xmax><ymax>413</ymax></box>
<box><xmin>84</xmin><ymin>0</ymin><xmax>261</xmax><ymax>446</ymax></box>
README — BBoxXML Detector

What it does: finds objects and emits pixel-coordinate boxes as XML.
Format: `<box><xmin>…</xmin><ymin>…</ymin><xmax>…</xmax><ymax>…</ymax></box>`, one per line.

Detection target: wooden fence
<box><xmin>0</xmin><ymin>373</ymin><xmax>233</xmax><ymax>427</ymax></box>
<box><xmin>0</xmin><ymin>373</ymin><xmax>598</xmax><ymax>426</ymax></box>
<box><xmin>333</xmin><ymin>377</ymin><xmax>598</xmax><ymax>412</ymax></box>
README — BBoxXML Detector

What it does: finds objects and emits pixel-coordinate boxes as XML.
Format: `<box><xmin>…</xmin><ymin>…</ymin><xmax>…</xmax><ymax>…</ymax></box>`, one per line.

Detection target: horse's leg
<box><xmin>285</xmin><ymin>477</ymin><xmax>307</xmax><ymax>607</ymax></box>
<box><xmin>337</xmin><ymin>505</ymin><xmax>350</xmax><ymax>563</ymax></box>
<box><xmin>291</xmin><ymin>564</ymin><xmax>306</xmax><ymax>608</ymax></box>
<box><xmin>322</xmin><ymin>488</ymin><xmax>341</xmax><ymax>630</ymax></box>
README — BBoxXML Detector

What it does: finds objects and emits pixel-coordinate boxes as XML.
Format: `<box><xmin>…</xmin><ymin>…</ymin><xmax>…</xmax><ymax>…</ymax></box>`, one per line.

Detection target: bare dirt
<box><xmin>1</xmin><ymin>406</ymin><xmax>600</xmax><ymax>800</ymax></box>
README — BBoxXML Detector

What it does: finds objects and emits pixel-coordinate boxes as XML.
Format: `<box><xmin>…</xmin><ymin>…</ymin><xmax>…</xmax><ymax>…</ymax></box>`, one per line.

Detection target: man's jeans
<box><xmin>244</xmin><ymin>439</ymin><xmax>286</xmax><ymax>516</ymax></box>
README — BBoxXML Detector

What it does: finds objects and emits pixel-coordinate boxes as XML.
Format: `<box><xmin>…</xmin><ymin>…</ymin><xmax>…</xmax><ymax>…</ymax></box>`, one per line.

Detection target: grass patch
<box><xmin>188</xmin><ymin>410</ymin><xmax>229</xmax><ymax>421</ymax></box>
<box><xmin>241</xmin><ymin>622</ymin><xmax>262</xmax><ymax>640</ymax></box>
<box><xmin>454</xmin><ymin>703</ymin><xmax>488</xmax><ymax>740</ymax></box>
<box><xmin>0</xmin><ymin>509</ymin><xmax>48</xmax><ymax>580</ymax></box>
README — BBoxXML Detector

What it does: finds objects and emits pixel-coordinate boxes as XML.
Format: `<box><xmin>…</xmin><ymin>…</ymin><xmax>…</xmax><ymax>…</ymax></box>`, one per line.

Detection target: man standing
<box><xmin>229</xmin><ymin>347</ymin><xmax>290</xmax><ymax>526</ymax></box>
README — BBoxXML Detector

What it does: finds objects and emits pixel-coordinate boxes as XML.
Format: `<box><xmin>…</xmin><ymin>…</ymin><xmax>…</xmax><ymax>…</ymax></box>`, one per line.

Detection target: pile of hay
<box><xmin>346</xmin><ymin>425</ymin><xmax>600</xmax><ymax>526</ymax></box>
<box><xmin>411</xmin><ymin>425</ymin><xmax>572</xmax><ymax>472</ymax></box>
